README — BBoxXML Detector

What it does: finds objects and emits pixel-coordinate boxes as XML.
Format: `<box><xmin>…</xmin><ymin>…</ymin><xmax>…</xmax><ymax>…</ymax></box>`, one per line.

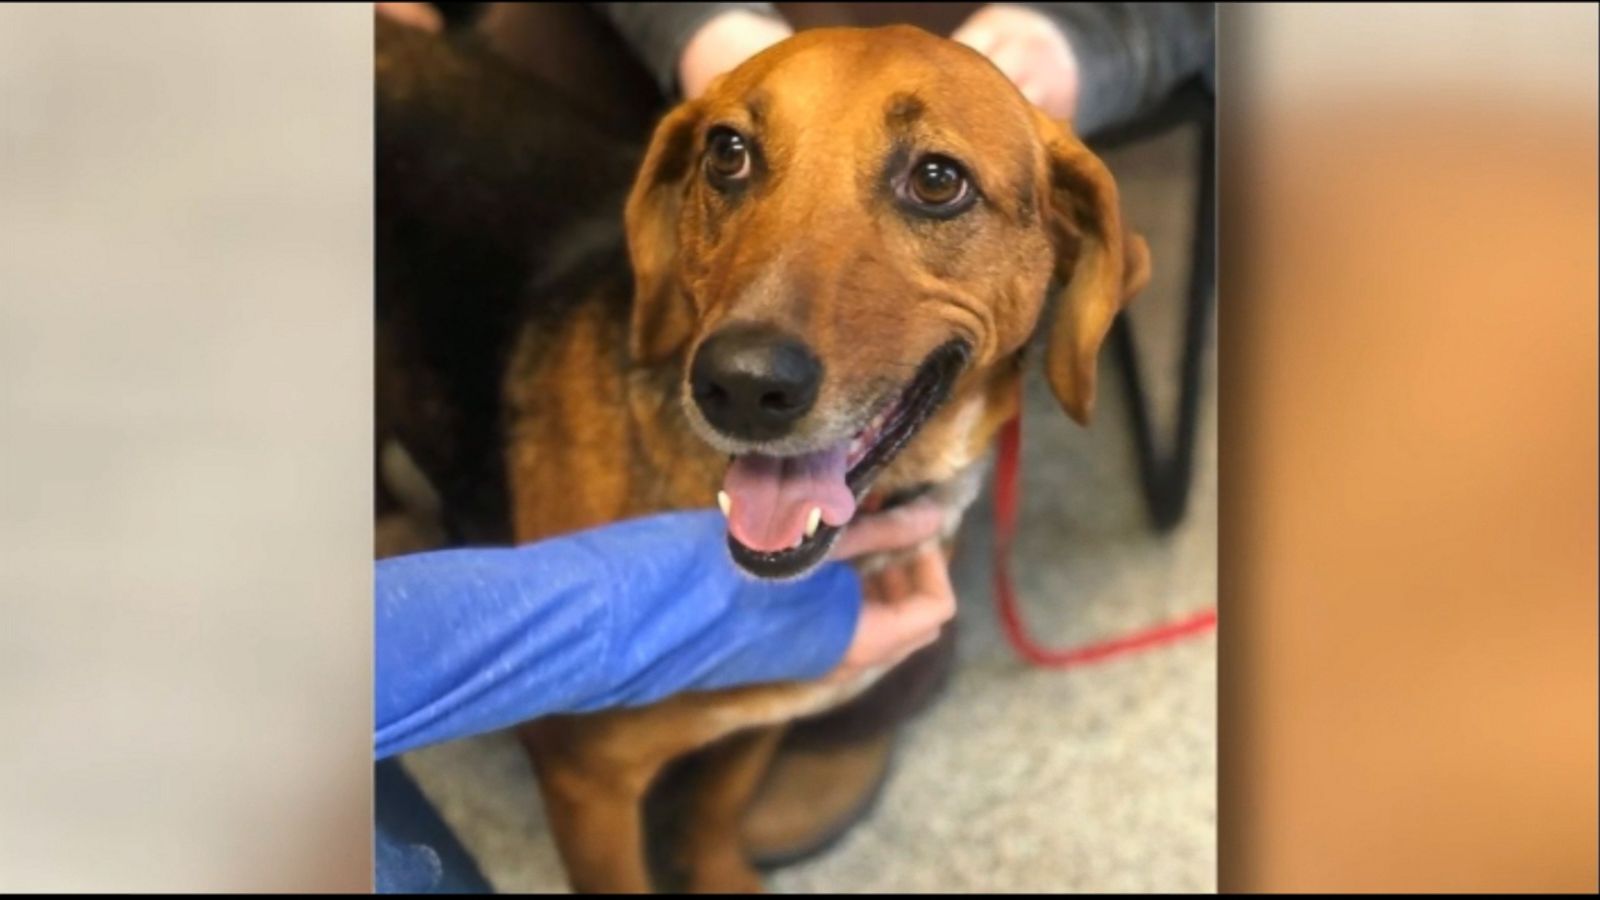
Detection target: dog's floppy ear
<box><xmin>625</xmin><ymin>99</ymin><xmax>705</xmax><ymax>365</ymax></box>
<box><xmin>1032</xmin><ymin>107</ymin><xmax>1151</xmax><ymax>425</ymax></box>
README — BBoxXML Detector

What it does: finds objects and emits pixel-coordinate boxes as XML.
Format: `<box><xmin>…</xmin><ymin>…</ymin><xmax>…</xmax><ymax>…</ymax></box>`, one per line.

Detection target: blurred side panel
<box><xmin>1219</xmin><ymin>3</ymin><xmax>1598</xmax><ymax>892</ymax></box>
<box><xmin>0</xmin><ymin>5</ymin><xmax>372</xmax><ymax>891</ymax></box>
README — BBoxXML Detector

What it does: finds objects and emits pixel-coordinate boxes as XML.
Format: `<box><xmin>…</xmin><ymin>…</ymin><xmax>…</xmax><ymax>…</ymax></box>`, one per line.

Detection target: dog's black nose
<box><xmin>690</xmin><ymin>325</ymin><xmax>822</xmax><ymax>441</ymax></box>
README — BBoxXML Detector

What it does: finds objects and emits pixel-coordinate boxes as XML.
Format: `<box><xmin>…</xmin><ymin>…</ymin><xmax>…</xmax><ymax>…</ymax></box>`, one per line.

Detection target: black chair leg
<box><xmin>1112</xmin><ymin>110</ymin><xmax>1215</xmax><ymax>533</ymax></box>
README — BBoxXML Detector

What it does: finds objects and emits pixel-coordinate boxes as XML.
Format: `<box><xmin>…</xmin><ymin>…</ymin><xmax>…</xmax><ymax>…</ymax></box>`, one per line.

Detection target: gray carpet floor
<box><xmin>400</xmin><ymin>122</ymin><xmax>1217</xmax><ymax>894</ymax></box>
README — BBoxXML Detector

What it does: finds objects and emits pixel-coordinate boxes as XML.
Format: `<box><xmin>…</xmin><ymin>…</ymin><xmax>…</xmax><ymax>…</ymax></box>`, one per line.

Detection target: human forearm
<box><xmin>374</xmin><ymin>510</ymin><xmax>857</xmax><ymax>759</ymax></box>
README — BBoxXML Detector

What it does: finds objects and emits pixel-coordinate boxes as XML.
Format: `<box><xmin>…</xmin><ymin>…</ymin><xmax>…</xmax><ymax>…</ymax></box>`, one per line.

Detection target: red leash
<box><xmin>991</xmin><ymin>407</ymin><xmax>1217</xmax><ymax>668</ymax></box>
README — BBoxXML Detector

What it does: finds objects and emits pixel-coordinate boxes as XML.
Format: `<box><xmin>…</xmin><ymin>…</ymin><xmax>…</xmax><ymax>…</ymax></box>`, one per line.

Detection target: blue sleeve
<box><xmin>375</xmin><ymin>509</ymin><xmax>860</xmax><ymax>760</ymax></box>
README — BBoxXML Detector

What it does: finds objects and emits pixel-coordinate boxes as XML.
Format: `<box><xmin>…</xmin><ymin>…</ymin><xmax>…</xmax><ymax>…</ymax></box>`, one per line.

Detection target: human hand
<box><xmin>952</xmin><ymin>4</ymin><xmax>1080</xmax><ymax>122</ymax></box>
<box><xmin>678</xmin><ymin>9</ymin><xmax>794</xmax><ymax>100</ymax></box>
<box><xmin>824</xmin><ymin>500</ymin><xmax>957</xmax><ymax>684</ymax></box>
<box><xmin>376</xmin><ymin>2</ymin><xmax>442</xmax><ymax>33</ymax></box>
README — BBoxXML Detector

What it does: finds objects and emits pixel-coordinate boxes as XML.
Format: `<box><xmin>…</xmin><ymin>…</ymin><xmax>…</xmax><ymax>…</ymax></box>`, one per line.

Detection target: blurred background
<box><xmin>1219</xmin><ymin>4</ymin><xmax>1597</xmax><ymax>891</ymax></box>
<box><xmin>0</xmin><ymin>2</ymin><xmax>1594</xmax><ymax>893</ymax></box>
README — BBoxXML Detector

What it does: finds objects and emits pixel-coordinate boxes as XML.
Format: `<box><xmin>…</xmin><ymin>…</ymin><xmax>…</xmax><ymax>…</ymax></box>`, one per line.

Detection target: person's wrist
<box><xmin>730</xmin><ymin>559</ymin><xmax>864</xmax><ymax>683</ymax></box>
<box><xmin>678</xmin><ymin>9</ymin><xmax>794</xmax><ymax>100</ymax></box>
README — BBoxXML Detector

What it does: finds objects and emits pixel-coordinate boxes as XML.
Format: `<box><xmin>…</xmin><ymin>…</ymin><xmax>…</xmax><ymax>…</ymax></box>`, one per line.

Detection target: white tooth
<box><xmin>805</xmin><ymin>506</ymin><xmax>822</xmax><ymax>538</ymax></box>
<box><xmin>717</xmin><ymin>491</ymin><xmax>731</xmax><ymax>517</ymax></box>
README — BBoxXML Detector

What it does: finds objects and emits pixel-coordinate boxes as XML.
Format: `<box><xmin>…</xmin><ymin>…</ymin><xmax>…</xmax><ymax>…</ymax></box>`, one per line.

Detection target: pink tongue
<box><xmin>723</xmin><ymin>444</ymin><xmax>858</xmax><ymax>553</ymax></box>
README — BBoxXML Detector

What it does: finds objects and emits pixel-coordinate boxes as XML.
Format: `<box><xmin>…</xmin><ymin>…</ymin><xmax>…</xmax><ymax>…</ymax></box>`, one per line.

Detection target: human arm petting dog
<box><xmin>375</xmin><ymin>500</ymin><xmax>952</xmax><ymax>760</ymax></box>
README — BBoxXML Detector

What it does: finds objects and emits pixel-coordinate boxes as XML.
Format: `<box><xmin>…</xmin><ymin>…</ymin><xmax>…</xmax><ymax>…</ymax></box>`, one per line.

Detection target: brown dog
<box><xmin>501</xmin><ymin>25</ymin><xmax>1149</xmax><ymax>893</ymax></box>
<box><xmin>378</xmin><ymin>20</ymin><xmax>1148</xmax><ymax>894</ymax></box>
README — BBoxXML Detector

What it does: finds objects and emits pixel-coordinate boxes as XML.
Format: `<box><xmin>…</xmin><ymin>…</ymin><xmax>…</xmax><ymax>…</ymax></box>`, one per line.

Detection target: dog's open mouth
<box><xmin>717</xmin><ymin>341</ymin><xmax>969</xmax><ymax>579</ymax></box>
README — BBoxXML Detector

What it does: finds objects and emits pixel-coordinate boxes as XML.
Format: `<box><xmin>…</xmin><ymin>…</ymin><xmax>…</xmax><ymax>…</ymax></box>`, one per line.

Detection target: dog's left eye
<box><xmin>705</xmin><ymin>127</ymin><xmax>752</xmax><ymax>187</ymax></box>
<box><xmin>900</xmin><ymin>154</ymin><xmax>975</xmax><ymax>217</ymax></box>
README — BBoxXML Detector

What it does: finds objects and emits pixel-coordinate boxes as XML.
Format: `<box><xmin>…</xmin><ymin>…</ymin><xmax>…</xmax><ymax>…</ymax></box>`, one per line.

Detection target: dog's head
<box><xmin>626</xmin><ymin>26</ymin><xmax>1149</xmax><ymax>578</ymax></box>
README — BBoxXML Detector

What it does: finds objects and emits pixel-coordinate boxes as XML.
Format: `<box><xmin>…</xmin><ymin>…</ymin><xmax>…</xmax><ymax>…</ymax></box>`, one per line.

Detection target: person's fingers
<box><xmin>907</xmin><ymin>545</ymin><xmax>956</xmax><ymax>615</ymax></box>
<box><xmin>882</xmin><ymin>551</ymin><xmax>956</xmax><ymax>645</ymax></box>
<box><xmin>874</xmin><ymin>556</ymin><xmax>913</xmax><ymax>603</ymax></box>
<box><xmin>837</xmin><ymin>546</ymin><xmax>958</xmax><ymax>674</ymax></box>
<box><xmin>898</xmin><ymin>623</ymin><xmax>944</xmax><ymax>658</ymax></box>
<box><xmin>951</xmin><ymin>22</ymin><xmax>1001</xmax><ymax>57</ymax></box>
<box><xmin>842</xmin><ymin>589</ymin><xmax>949</xmax><ymax>672</ymax></box>
<box><xmin>863</xmin><ymin>567</ymin><xmax>890</xmax><ymax>607</ymax></box>
<box><xmin>984</xmin><ymin>37</ymin><xmax>1032</xmax><ymax>86</ymax></box>
<box><xmin>829</xmin><ymin>499</ymin><xmax>944</xmax><ymax>560</ymax></box>
<box><xmin>679</xmin><ymin>10</ymin><xmax>794</xmax><ymax>100</ymax></box>
<box><xmin>1016</xmin><ymin>72</ymin><xmax>1049</xmax><ymax>109</ymax></box>
<box><xmin>880</xmin><ymin>587</ymin><xmax>953</xmax><ymax>641</ymax></box>
<box><xmin>876</xmin><ymin>588</ymin><xmax>952</xmax><ymax>654</ymax></box>
<box><xmin>952</xmin><ymin>4</ymin><xmax>1081</xmax><ymax>121</ymax></box>
<box><xmin>830</xmin><ymin>535</ymin><xmax>959</xmax><ymax>682</ymax></box>
<box><xmin>376</xmin><ymin>2</ymin><xmax>442</xmax><ymax>33</ymax></box>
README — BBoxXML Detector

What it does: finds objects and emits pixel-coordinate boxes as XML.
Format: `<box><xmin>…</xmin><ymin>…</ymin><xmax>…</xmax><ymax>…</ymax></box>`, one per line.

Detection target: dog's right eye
<box><xmin>705</xmin><ymin>127</ymin><xmax>752</xmax><ymax>188</ymax></box>
<box><xmin>898</xmin><ymin>154</ymin><xmax>976</xmax><ymax>218</ymax></box>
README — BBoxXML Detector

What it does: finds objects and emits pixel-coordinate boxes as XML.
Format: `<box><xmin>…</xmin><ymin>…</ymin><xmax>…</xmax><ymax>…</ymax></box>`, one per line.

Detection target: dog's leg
<box><xmin>520</xmin><ymin>719</ymin><xmax>662</xmax><ymax>894</ymax></box>
<box><xmin>675</xmin><ymin>726</ymin><xmax>786</xmax><ymax>893</ymax></box>
<box><xmin>521</xmin><ymin>685</ymin><xmax>858</xmax><ymax>892</ymax></box>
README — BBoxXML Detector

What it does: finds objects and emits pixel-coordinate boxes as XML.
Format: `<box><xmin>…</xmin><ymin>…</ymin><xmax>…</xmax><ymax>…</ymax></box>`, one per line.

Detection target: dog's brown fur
<box><xmin>505</xmin><ymin>27</ymin><xmax>1149</xmax><ymax>893</ymax></box>
<box><xmin>380</xmin><ymin>22</ymin><xmax>1147</xmax><ymax>893</ymax></box>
